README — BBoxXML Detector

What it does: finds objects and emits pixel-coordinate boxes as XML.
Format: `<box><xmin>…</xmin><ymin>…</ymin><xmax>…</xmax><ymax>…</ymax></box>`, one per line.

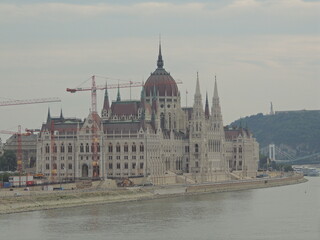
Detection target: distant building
<box><xmin>225</xmin><ymin>127</ymin><xmax>259</xmax><ymax>178</ymax></box>
<box><xmin>36</xmin><ymin>44</ymin><xmax>260</xmax><ymax>184</ymax></box>
<box><xmin>4</xmin><ymin>134</ymin><xmax>37</xmax><ymax>172</ymax></box>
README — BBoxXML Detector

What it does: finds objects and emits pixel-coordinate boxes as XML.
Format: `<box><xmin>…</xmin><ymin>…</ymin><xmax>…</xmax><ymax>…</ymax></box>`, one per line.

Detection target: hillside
<box><xmin>230</xmin><ymin>110</ymin><xmax>320</xmax><ymax>158</ymax></box>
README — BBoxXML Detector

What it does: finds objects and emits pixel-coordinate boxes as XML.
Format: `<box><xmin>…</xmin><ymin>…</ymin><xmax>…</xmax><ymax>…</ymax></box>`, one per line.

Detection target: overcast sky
<box><xmin>0</xmin><ymin>0</ymin><xmax>319</xmax><ymax>141</ymax></box>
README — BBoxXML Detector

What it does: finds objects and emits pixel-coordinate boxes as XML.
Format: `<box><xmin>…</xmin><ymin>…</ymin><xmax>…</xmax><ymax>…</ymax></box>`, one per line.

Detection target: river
<box><xmin>1</xmin><ymin>177</ymin><xmax>319</xmax><ymax>240</ymax></box>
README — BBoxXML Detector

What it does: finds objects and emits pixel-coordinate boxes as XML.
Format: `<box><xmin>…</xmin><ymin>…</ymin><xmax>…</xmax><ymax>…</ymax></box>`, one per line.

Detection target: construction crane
<box><xmin>0</xmin><ymin>126</ymin><xmax>31</xmax><ymax>185</ymax></box>
<box><xmin>0</xmin><ymin>97</ymin><xmax>61</xmax><ymax>107</ymax></box>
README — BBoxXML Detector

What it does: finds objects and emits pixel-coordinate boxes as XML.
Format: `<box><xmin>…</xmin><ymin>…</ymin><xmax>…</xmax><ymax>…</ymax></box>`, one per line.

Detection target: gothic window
<box><xmin>45</xmin><ymin>144</ymin><xmax>50</xmax><ymax>153</ymax></box>
<box><xmin>60</xmin><ymin>163</ymin><xmax>65</xmax><ymax>170</ymax></box>
<box><xmin>140</xmin><ymin>143</ymin><xmax>144</xmax><ymax>152</ymax></box>
<box><xmin>109</xmin><ymin>163</ymin><xmax>113</xmax><ymax>169</ymax></box>
<box><xmin>86</xmin><ymin>143</ymin><xmax>89</xmax><ymax>153</ymax></box>
<box><xmin>86</xmin><ymin>127</ymin><xmax>89</xmax><ymax>134</ymax></box>
<box><xmin>195</xmin><ymin>144</ymin><xmax>199</xmax><ymax>153</ymax></box>
<box><xmin>68</xmin><ymin>143</ymin><xmax>72</xmax><ymax>153</ymax></box>
<box><xmin>117</xmin><ymin>163</ymin><xmax>120</xmax><ymax>169</ymax></box>
<box><xmin>61</xmin><ymin>143</ymin><xmax>65</xmax><ymax>153</ymax></box>
<box><xmin>168</xmin><ymin>113</ymin><xmax>172</xmax><ymax>129</ymax></box>
<box><xmin>53</xmin><ymin>144</ymin><xmax>57</xmax><ymax>153</ymax></box>
<box><xmin>68</xmin><ymin>163</ymin><xmax>72</xmax><ymax>170</ymax></box>
<box><xmin>124</xmin><ymin>143</ymin><xmax>128</xmax><ymax>152</ymax></box>
<box><xmin>80</xmin><ymin>143</ymin><xmax>84</xmax><ymax>153</ymax></box>
<box><xmin>132</xmin><ymin>143</ymin><xmax>136</xmax><ymax>152</ymax></box>
<box><xmin>239</xmin><ymin>146</ymin><xmax>242</xmax><ymax>153</ymax></box>
<box><xmin>132</xmin><ymin>163</ymin><xmax>136</xmax><ymax>169</ymax></box>
<box><xmin>53</xmin><ymin>163</ymin><xmax>57</xmax><ymax>170</ymax></box>
<box><xmin>46</xmin><ymin>164</ymin><xmax>49</xmax><ymax>170</ymax></box>
<box><xmin>108</xmin><ymin>143</ymin><xmax>113</xmax><ymax>153</ymax></box>
<box><xmin>140</xmin><ymin>162</ymin><xmax>144</xmax><ymax>169</ymax></box>
<box><xmin>116</xmin><ymin>143</ymin><xmax>120</xmax><ymax>152</ymax></box>
<box><xmin>160</xmin><ymin>113</ymin><xmax>165</xmax><ymax>129</ymax></box>
<box><xmin>97</xmin><ymin>143</ymin><xmax>100</xmax><ymax>152</ymax></box>
<box><xmin>124</xmin><ymin>163</ymin><xmax>128</xmax><ymax>169</ymax></box>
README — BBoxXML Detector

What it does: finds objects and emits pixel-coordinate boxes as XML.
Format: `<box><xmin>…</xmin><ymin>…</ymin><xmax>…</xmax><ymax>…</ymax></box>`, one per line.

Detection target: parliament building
<box><xmin>36</xmin><ymin>44</ymin><xmax>259</xmax><ymax>185</ymax></box>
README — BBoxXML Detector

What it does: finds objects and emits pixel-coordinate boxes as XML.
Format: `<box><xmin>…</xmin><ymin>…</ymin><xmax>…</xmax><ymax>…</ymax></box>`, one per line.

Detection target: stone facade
<box><xmin>36</xmin><ymin>44</ymin><xmax>259</xmax><ymax>184</ymax></box>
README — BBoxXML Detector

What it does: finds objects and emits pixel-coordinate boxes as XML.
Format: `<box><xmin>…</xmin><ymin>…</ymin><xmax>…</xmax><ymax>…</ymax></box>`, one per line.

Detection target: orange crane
<box><xmin>0</xmin><ymin>126</ymin><xmax>31</xmax><ymax>185</ymax></box>
<box><xmin>67</xmin><ymin>76</ymin><xmax>144</xmax><ymax>178</ymax></box>
<box><xmin>0</xmin><ymin>97</ymin><xmax>61</xmax><ymax>107</ymax></box>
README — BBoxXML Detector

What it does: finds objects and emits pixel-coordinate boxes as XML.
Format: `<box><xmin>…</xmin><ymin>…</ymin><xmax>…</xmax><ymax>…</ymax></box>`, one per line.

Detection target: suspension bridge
<box><xmin>260</xmin><ymin>144</ymin><xmax>320</xmax><ymax>165</ymax></box>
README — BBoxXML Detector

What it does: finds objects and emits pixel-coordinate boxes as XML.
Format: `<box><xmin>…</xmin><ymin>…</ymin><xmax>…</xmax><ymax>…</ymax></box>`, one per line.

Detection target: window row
<box><xmin>108</xmin><ymin>162</ymin><xmax>144</xmax><ymax>170</ymax></box>
<box><xmin>108</xmin><ymin>142</ymin><xmax>144</xmax><ymax>153</ymax></box>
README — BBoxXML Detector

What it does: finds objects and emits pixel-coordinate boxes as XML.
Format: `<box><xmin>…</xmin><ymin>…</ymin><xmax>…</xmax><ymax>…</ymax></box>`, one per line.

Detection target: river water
<box><xmin>1</xmin><ymin>177</ymin><xmax>319</xmax><ymax>240</ymax></box>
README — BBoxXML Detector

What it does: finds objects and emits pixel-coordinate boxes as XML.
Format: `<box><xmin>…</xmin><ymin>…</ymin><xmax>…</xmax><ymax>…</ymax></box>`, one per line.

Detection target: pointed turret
<box><xmin>103</xmin><ymin>82</ymin><xmax>110</xmax><ymax>110</ymax></box>
<box><xmin>213</xmin><ymin>75</ymin><xmax>219</xmax><ymax>99</ymax></box>
<box><xmin>195</xmin><ymin>72</ymin><xmax>201</xmax><ymax>96</ymax></box>
<box><xmin>46</xmin><ymin>107</ymin><xmax>51</xmax><ymax>122</ymax></box>
<box><xmin>60</xmin><ymin>108</ymin><xmax>64</xmax><ymax>119</ymax></box>
<box><xmin>205</xmin><ymin>92</ymin><xmax>210</xmax><ymax>119</ymax></box>
<box><xmin>157</xmin><ymin>40</ymin><xmax>164</xmax><ymax>69</ymax></box>
<box><xmin>211</xmin><ymin>75</ymin><xmax>224</xmax><ymax>132</ymax></box>
<box><xmin>116</xmin><ymin>83</ymin><xmax>121</xmax><ymax>102</ymax></box>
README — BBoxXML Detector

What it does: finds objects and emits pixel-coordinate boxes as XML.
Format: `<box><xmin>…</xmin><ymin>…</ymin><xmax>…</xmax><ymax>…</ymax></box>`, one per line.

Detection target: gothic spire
<box><xmin>214</xmin><ymin>75</ymin><xmax>219</xmax><ymax>99</ymax></box>
<box><xmin>195</xmin><ymin>72</ymin><xmax>201</xmax><ymax>96</ymax></box>
<box><xmin>157</xmin><ymin>39</ymin><xmax>164</xmax><ymax>69</ymax></box>
<box><xmin>47</xmin><ymin>107</ymin><xmax>51</xmax><ymax>122</ymax></box>
<box><xmin>103</xmin><ymin>82</ymin><xmax>110</xmax><ymax>110</ymax></box>
<box><xmin>211</xmin><ymin>76</ymin><xmax>224</xmax><ymax>132</ymax></box>
<box><xmin>60</xmin><ymin>108</ymin><xmax>64</xmax><ymax>119</ymax></box>
<box><xmin>205</xmin><ymin>92</ymin><xmax>210</xmax><ymax>119</ymax></box>
<box><xmin>116</xmin><ymin>83</ymin><xmax>121</xmax><ymax>102</ymax></box>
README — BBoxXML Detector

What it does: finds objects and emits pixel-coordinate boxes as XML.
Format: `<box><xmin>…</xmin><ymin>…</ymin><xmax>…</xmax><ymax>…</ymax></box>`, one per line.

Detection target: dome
<box><xmin>144</xmin><ymin>43</ymin><xmax>179</xmax><ymax>97</ymax></box>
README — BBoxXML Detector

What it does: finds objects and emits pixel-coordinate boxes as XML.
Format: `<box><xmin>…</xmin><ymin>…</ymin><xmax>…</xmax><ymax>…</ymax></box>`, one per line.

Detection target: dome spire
<box><xmin>157</xmin><ymin>36</ymin><xmax>164</xmax><ymax>69</ymax></box>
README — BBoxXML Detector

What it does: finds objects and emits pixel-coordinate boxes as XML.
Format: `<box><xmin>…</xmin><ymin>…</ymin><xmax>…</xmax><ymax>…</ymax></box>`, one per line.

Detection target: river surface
<box><xmin>1</xmin><ymin>177</ymin><xmax>319</xmax><ymax>240</ymax></box>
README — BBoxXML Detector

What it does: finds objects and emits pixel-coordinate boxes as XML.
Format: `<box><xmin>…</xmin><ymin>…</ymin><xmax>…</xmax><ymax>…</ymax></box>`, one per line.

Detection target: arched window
<box><xmin>53</xmin><ymin>163</ymin><xmax>57</xmax><ymax>170</ymax></box>
<box><xmin>80</xmin><ymin>143</ymin><xmax>84</xmax><ymax>153</ymax></box>
<box><xmin>132</xmin><ymin>143</ymin><xmax>136</xmax><ymax>152</ymax></box>
<box><xmin>45</xmin><ymin>144</ymin><xmax>50</xmax><ymax>153</ymax></box>
<box><xmin>108</xmin><ymin>143</ymin><xmax>113</xmax><ymax>153</ymax></box>
<box><xmin>195</xmin><ymin>144</ymin><xmax>199</xmax><ymax>153</ymax></box>
<box><xmin>124</xmin><ymin>143</ymin><xmax>128</xmax><ymax>152</ymax></box>
<box><xmin>116</xmin><ymin>143</ymin><xmax>120</xmax><ymax>152</ymax></box>
<box><xmin>68</xmin><ymin>143</ymin><xmax>72</xmax><ymax>153</ymax></box>
<box><xmin>160</xmin><ymin>113</ymin><xmax>165</xmax><ymax>129</ymax></box>
<box><xmin>86</xmin><ymin>143</ymin><xmax>89</xmax><ymax>153</ymax></box>
<box><xmin>91</xmin><ymin>143</ymin><xmax>94</xmax><ymax>152</ymax></box>
<box><xmin>61</xmin><ymin>143</ymin><xmax>65</xmax><ymax>153</ymax></box>
<box><xmin>97</xmin><ymin>143</ymin><xmax>100</xmax><ymax>152</ymax></box>
<box><xmin>140</xmin><ymin>143</ymin><xmax>144</xmax><ymax>152</ymax></box>
<box><xmin>239</xmin><ymin>146</ymin><xmax>242</xmax><ymax>153</ymax></box>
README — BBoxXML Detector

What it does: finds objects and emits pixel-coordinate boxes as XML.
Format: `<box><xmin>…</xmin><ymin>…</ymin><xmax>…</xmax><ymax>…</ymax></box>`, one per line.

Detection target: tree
<box><xmin>0</xmin><ymin>150</ymin><xmax>17</xmax><ymax>171</ymax></box>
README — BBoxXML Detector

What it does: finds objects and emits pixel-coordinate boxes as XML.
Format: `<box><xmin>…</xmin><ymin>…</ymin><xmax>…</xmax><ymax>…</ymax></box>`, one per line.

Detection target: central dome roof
<box><xmin>144</xmin><ymin>44</ymin><xmax>178</xmax><ymax>97</ymax></box>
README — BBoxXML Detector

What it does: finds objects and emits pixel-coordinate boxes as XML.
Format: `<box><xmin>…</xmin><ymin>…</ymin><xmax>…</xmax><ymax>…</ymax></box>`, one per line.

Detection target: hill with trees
<box><xmin>230</xmin><ymin>110</ymin><xmax>320</xmax><ymax>160</ymax></box>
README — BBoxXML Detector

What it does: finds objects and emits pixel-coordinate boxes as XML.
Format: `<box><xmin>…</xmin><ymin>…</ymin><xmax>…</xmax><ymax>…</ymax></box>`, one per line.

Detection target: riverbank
<box><xmin>0</xmin><ymin>174</ymin><xmax>306</xmax><ymax>215</ymax></box>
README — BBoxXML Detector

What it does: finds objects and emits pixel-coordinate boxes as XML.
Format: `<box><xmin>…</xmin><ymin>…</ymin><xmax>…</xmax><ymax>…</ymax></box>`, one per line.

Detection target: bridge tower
<box><xmin>269</xmin><ymin>144</ymin><xmax>276</xmax><ymax>161</ymax></box>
